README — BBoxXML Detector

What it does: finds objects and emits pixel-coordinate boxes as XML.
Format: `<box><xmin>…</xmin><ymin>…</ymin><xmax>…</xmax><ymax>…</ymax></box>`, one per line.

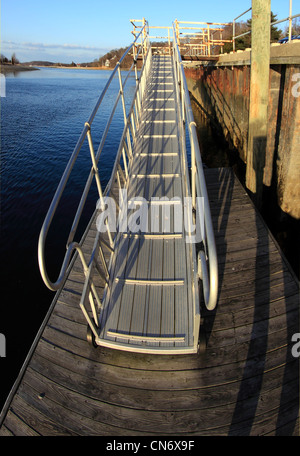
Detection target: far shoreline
<box><xmin>0</xmin><ymin>64</ymin><xmax>40</xmax><ymax>74</ymax></box>
<box><xmin>47</xmin><ymin>65</ymin><xmax>113</xmax><ymax>70</ymax></box>
<box><xmin>1</xmin><ymin>63</ymin><xmax>136</xmax><ymax>75</ymax></box>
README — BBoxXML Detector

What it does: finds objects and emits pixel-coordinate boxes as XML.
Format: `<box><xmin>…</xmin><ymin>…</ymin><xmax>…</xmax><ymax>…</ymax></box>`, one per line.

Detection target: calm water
<box><xmin>0</xmin><ymin>67</ymin><xmax>136</xmax><ymax>410</ymax></box>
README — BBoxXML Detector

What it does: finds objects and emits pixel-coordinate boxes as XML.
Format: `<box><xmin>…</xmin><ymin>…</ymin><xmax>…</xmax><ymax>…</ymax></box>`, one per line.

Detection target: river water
<box><xmin>0</xmin><ymin>67</ymin><xmax>137</xmax><ymax>410</ymax></box>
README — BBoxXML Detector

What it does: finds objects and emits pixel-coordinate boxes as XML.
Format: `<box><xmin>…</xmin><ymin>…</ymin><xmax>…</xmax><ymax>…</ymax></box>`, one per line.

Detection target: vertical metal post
<box><xmin>132</xmin><ymin>43</ymin><xmax>142</xmax><ymax>120</ymax></box>
<box><xmin>289</xmin><ymin>0</ymin><xmax>293</xmax><ymax>42</ymax></box>
<box><xmin>117</xmin><ymin>65</ymin><xmax>127</xmax><ymax>124</ymax></box>
<box><xmin>191</xmin><ymin>132</ymin><xmax>196</xmax><ymax>210</ymax></box>
<box><xmin>245</xmin><ymin>0</ymin><xmax>271</xmax><ymax>207</ymax></box>
<box><xmin>220</xmin><ymin>30</ymin><xmax>223</xmax><ymax>54</ymax></box>
<box><xmin>233</xmin><ymin>20</ymin><xmax>236</xmax><ymax>52</ymax></box>
<box><xmin>181</xmin><ymin>66</ymin><xmax>185</xmax><ymax>125</ymax></box>
<box><xmin>86</xmin><ymin>125</ymin><xmax>113</xmax><ymax>247</ymax></box>
<box><xmin>175</xmin><ymin>19</ymin><xmax>180</xmax><ymax>47</ymax></box>
<box><xmin>86</xmin><ymin>126</ymin><xmax>104</xmax><ymax>205</ymax></box>
<box><xmin>143</xmin><ymin>18</ymin><xmax>147</xmax><ymax>56</ymax></box>
<box><xmin>207</xmin><ymin>24</ymin><xmax>210</xmax><ymax>56</ymax></box>
<box><xmin>118</xmin><ymin>65</ymin><xmax>133</xmax><ymax>160</ymax></box>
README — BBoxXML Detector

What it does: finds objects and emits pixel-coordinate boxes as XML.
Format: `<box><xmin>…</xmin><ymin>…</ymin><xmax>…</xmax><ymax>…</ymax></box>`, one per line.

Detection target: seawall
<box><xmin>184</xmin><ymin>41</ymin><xmax>300</xmax><ymax>220</ymax></box>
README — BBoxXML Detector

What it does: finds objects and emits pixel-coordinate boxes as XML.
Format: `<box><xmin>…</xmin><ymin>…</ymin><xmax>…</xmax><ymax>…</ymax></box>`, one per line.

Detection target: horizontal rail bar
<box><xmin>106</xmin><ymin>331</ymin><xmax>185</xmax><ymax>342</ymax></box>
<box><xmin>115</xmin><ymin>278</ymin><xmax>185</xmax><ymax>285</ymax></box>
<box><xmin>234</xmin><ymin>13</ymin><xmax>300</xmax><ymax>41</ymax></box>
<box><xmin>122</xmin><ymin>233</ymin><xmax>183</xmax><ymax>239</ymax></box>
<box><xmin>148</xmin><ymin>26</ymin><xmax>172</xmax><ymax>29</ymax></box>
<box><xmin>177</xmin><ymin>21</ymin><xmax>231</xmax><ymax>26</ymax></box>
<box><xmin>233</xmin><ymin>7</ymin><xmax>252</xmax><ymax>22</ymax></box>
<box><xmin>272</xmin><ymin>13</ymin><xmax>300</xmax><ymax>26</ymax></box>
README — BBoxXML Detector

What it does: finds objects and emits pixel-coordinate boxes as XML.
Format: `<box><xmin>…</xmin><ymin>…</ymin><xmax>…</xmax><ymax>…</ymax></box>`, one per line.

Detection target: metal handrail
<box><xmin>174</xmin><ymin>20</ymin><xmax>232</xmax><ymax>57</ymax></box>
<box><xmin>233</xmin><ymin>1</ymin><xmax>300</xmax><ymax>51</ymax></box>
<box><xmin>38</xmin><ymin>22</ymin><xmax>149</xmax><ymax>291</ymax></box>
<box><xmin>78</xmin><ymin>38</ymin><xmax>153</xmax><ymax>340</ymax></box>
<box><xmin>172</xmin><ymin>23</ymin><xmax>218</xmax><ymax>311</ymax></box>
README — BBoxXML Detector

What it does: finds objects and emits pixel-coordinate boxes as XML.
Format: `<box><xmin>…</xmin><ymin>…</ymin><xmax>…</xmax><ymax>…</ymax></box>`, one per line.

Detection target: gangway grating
<box><xmin>96</xmin><ymin>56</ymin><xmax>197</xmax><ymax>353</ymax></box>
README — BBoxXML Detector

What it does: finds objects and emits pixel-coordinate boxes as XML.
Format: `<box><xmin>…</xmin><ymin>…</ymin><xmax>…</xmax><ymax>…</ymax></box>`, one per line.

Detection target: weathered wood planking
<box><xmin>0</xmin><ymin>166</ymin><xmax>298</xmax><ymax>436</ymax></box>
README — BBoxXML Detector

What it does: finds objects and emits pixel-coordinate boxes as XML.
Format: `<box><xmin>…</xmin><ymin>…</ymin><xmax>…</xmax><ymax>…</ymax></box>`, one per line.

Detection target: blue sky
<box><xmin>1</xmin><ymin>0</ymin><xmax>298</xmax><ymax>63</ymax></box>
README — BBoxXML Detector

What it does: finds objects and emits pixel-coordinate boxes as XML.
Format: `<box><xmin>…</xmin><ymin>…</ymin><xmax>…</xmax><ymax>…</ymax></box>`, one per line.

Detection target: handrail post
<box><xmin>85</xmin><ymin>123</ymin><xmax>104</xmax><ymax>205</ymax></box>
<box><xmin>289</xmin><ymin>0</ymin><xmax>293</xmax><ymax>42</ymax></box>
<box><xmin>233</xmin><ymin>19</ymin><xmax>236</xmax><ymax>52</ymax></box>
<box><xmin>85</xmin><ymin>123</ymin><xmax>114</xmax><ymax>247</ymax></box>
<box><xmin>190</xmin><ymin>122</ymin><xmax>196</xmax><ymax>210</ymax></box>
<box><xmin>207</xmin><ymin>23</ymin><xmax>211</xmax><ymax>56</ymax></box>
<box><xmin>117</xmin><ymin>64</ymin><xmax>134</xmax><ymax>162</ymax></box>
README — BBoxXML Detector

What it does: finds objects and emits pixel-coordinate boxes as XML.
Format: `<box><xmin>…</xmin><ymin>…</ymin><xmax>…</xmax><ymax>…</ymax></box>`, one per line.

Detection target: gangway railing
<box><xmin>38</xmin><ymin>21</ymin><xmax>152</xmax><ymax>298</ymax></box>
<box><xmin>174</xmin><ymin>20</ymin><xmax>232</xmax><ymax>57</ymax></box>
<box><xmin>131</xmin><ymin>19</ymin><xmax>233</xmax><ymax>57</ymax></box>
<box><xmin>233</xmin><ymin>2</ymin><xmax>300</xmax><ymax>51</ymax></box>
<box><xmin>172</xmin><ymin>22</ymin><xmax>218</xmax><ymax>311</ymax></box>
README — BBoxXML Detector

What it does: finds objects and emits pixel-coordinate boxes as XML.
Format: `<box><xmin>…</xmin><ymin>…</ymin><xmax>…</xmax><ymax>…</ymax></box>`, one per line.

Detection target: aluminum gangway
<box><xmin>38</xmin><ymin>20</ymin><xmax>218</xmax><ymax>354</ymax></box>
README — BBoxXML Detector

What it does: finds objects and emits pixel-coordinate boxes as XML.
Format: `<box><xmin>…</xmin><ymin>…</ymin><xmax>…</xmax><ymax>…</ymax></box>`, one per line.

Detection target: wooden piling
<box><xmin>245</xmin><ymin>0</ymin><xmax>271</xmax><ymax>207</ymax></box>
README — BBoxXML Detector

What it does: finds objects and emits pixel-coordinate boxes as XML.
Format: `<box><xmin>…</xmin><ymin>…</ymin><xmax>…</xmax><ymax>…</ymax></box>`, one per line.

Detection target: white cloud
<box><xmin>2</xmin><ymin>40</ymin><xmax>107</xmax><ymax>52</ymax></box>
<box><xmin>1</xmin><ymin>40</ymin><xmax>109</xmax><ymax>63</ymax></box>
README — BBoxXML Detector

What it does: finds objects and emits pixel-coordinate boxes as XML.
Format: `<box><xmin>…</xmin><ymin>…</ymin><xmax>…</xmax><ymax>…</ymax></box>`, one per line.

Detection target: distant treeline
<box><xmin>1</xmin><ymin>52</ymin><xmax>19</xmax><ymax>64</ymax></box>
<box><xmin>81</xmin><ymin>46</ymin><xmax>144</xmax><ymax>69</ymax></box>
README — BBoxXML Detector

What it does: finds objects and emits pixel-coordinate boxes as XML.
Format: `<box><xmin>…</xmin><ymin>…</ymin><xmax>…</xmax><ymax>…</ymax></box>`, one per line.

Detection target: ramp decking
<box><xmin>97</xmin><ymin>56</ymin><xmax>198</xmax><ymax>354</ymax></box>
<box><xmin>0</xmin><ymin>166</ymin><xmax>299</xmax><ymax>436</ymax></box>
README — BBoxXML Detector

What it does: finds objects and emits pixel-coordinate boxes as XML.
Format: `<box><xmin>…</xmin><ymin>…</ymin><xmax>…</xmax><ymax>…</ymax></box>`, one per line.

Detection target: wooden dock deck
<box><xmin>0</xmin><ymin>167</ymin><xmax>299</xmax><ymax>436</ymax></box>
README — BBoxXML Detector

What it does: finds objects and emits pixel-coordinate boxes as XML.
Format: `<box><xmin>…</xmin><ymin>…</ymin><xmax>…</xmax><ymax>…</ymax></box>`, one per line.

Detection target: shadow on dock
<box><xmin>0</xmin><ymin>168</ymin><xmax>299</xmax><ymax>436</ymax></box>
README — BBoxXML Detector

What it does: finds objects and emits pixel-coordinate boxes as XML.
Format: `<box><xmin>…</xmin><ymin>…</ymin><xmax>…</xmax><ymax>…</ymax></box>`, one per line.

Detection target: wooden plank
<box><xmin>35</xmin><ymin>330</ymin><xmax>296</xmax><ymax>390</ymax></box>
<box><xmin>24</xmin><ymin>351</ymin><xmax>296</xmax><ymax>413</ymax></box>
<box><xmin>16</xmin><ymin>365</ymin><xmax>298</xmax><ymax>435</ymax></box>
<box><xmin>0</xmin><ymin>424</ymin><xmax>14</xmax><ymax>436</ymax></box>
<box><xmin>0</xmin><ymin>408</ymin><xmax>40</xmax><ymax>436</ymax></box>
<box><xmin>9</xmin><ymin>393</ymin><xmax>76</xmax><ymax>436</ymax></box>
